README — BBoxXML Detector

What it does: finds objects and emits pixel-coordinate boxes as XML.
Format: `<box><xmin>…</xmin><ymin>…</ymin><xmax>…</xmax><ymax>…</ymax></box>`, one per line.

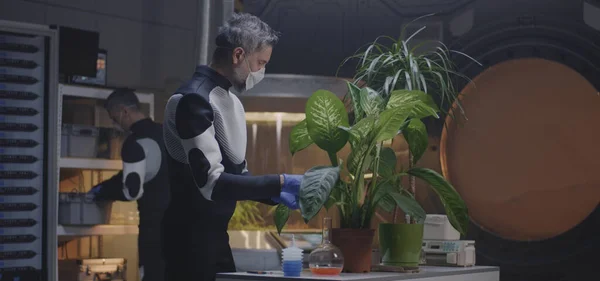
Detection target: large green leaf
<box><xmin>347</xmin><ymin>143</ymin><xmax>373</xmax><ymax>177</ymax></box>
<box><xmin>274</xmin><ymin>204</ymin><xmax>290</xmax><ymax>234</ymax></box>
<box><xmin>386</xmin><ymin>89</ymin><xmax>439</xmax><ymax>111</ymax></box>
<box><xmin>325</xmin><ymin>181</ymin><xmax>345</xmax><ymax>210</ymax></box>
<box><xmin>371</xmin><ymin>180</ymin><xmax>397</xmax><ymax>213</ymax></box>
<box><xmin>408</xmin><ymin>167</ymin><xmax>469</xmax><ymax>235</ymax></box>
<box><xmin>359</xmin><ymin>87</ymin><xmax>384</xmax><ymax>116</ymax></box>
<box><xmin>403</xmin><ymin>119</ymin><xmax>428</xmax><ymax>164</ymax></box>
<box><xmin>405</xmin><ymin>101</ymin><xmax>439</xmax><ymax>119</ymax></box>
<box><xmin>305</xmin><ymin>90</ymin><xmax>350</xmax><ymax>153</ymax></box>
<box><xmin>347</xmin><ymin>117</ymin><xmax>376</xmax><ymax>176</ymax></box>
<box><xmin>348</xmin><ymin>116</ymin><xmax>375</xmax><ymax>148</ymax></box>
<box><xmin>389</xmin><ymin>192</ymin><xmax>426</xmax><ymax>223</ymax></box>
<box><xmin>299</xmin><ymin>166</ymin><xmax>341</xmax><ymax>222</ymax></box>
<box><xmin>378</xmin><ymin>195</ymin><xmax>396</xmax><ymax>213</ymax></box>
<box><xmin>374</xmin><ymin>106</ymin><xmax>410</xmax><ymax>142</ymax></box>
<box><xmin>346</xmin><ymin>82</ymin><xmax>363</xmax><ymax>122</ymax></box>
<box><xmin>373</xmin><ymin>180</ymin><xmax>397</xmax><ymax>213</ymax></box>
<box><xmin>289</xmin><ymin>120</ymin><xmax>313</xmax><ymax>155</ymax></box>
<box><xmin>374</xmin><ymin>147</ymin><xmax>397</xmax><ymax>177</ymax></box>
<box><xmin>386</xmin><ymin>90</ymin><xmax>440</xmax><ymax>119</ymax></box>
<box><xmin>346</xmin><ymin>116</ymin><xmax>376</xmax><ymax>179</ymax></box>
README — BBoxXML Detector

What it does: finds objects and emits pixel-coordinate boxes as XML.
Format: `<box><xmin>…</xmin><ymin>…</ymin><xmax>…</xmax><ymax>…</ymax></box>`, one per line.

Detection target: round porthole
<box><xmin>437</xmin><ymin>18</ymin><xmax>600</xmax><ymax>279</ymax></box>
<box><xmin>441</xmin><ymin>58</ymin><xmax>600</xmax><ymax>241</ymax></box>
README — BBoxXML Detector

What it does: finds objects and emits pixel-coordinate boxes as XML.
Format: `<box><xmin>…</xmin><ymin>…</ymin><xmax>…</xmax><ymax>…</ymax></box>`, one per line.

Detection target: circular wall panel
<box><xmin>441</xmin><ymin>58</ymin><xmax>600</xmax><ymax>241</ymax></box>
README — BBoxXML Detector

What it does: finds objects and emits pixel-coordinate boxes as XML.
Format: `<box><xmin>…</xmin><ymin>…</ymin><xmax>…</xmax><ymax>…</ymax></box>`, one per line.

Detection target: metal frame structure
<box><xmin>56</xmin><ymin>83</ymin><xmax>154</xmax><ymax>237</ymax></box>
<box><xmin>0</xmin><ymin>19</ymin><xmax>60</xmax><ymax>281</ymax></box>
<box><xmin>57</xmin><ymin>224</ymin><xmax>139</xmax><ymax>236</ymax></box>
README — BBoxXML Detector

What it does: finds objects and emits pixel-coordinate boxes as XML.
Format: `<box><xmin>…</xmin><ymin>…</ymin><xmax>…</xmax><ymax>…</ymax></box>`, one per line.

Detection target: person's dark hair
<box><xmin>104</xmin><ymin>88</ymin><xmax>140</xmax><ymax>111</ymax></box>
<box><xmin>212</xmin><ymin>13</ymin><xmax>280</xmax><ymax>65</ymax></box>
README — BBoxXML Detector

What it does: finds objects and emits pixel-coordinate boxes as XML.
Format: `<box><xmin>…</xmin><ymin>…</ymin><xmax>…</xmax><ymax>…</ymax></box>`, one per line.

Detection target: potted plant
<box><xmin>274</xmin><ymin>86</ymin><xmax>468</xmax><ymax>271</ymax></box>
<box><xmin>273</xmin><ymin>18</ymin><xmax>477</xmax><ymax>272</ymax></box>
<box><xmin>340</xmin><ymin>16</ymin><xmax>479</xmax><ymax>268</ymax></box>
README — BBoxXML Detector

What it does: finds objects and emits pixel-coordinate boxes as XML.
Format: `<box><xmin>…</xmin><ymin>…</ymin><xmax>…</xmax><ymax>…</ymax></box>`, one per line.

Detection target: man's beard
<box><xmin>232</xmin><ymin>82</ymin><xmax>245</xmax><ymax>94</ymax></box>
<box><xmin>231</xmin><ymin>65</ymin><xmax>247</xmax><ymax>93</ymax></box>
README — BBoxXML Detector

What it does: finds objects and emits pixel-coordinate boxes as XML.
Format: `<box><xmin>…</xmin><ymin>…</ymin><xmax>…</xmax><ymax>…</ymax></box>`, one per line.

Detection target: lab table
<box><xmin>217</xmin><ymin>266</ymin><xmax>499</xmax><ymax>281</ymax></box>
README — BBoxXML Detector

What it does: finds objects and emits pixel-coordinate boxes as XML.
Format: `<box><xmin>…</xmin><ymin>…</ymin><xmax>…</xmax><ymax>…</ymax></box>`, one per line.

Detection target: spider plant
<box><xmin>339</xmin><ymin>13</ymin><xmax>479</xmax><ymax>121</ymax></box>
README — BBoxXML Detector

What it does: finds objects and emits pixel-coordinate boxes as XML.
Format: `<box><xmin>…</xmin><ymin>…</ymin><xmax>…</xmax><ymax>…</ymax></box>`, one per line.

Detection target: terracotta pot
<box><xmin>331</xmin><ymin>228</ymin><xmax>375</xmax><ymax>273</ymax></box>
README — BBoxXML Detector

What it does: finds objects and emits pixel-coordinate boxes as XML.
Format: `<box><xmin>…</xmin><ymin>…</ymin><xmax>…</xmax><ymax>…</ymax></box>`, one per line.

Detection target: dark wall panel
<box><xmin>244</xmin><ymin>0</ymin><xmax>595</xmax><ymax>77</ymax></box>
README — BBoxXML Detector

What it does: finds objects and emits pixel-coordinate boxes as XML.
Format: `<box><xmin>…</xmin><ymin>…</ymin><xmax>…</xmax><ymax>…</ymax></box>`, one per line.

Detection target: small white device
<box><xmin>424</xmin><ymin>214</ymin><xmax>461</xmax><ymax>240</ymax></box>
<box><xmin>421</xmin><ymin>240</ymin><xmax>476</xmax><ymax>267</ymax></box>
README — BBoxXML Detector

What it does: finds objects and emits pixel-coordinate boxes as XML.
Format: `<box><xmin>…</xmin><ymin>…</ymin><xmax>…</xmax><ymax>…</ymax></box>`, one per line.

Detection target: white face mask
<box><xmin>244</xmin><ymin>58</ymin><xmax>265</xmax><ymax>91</ymax></box>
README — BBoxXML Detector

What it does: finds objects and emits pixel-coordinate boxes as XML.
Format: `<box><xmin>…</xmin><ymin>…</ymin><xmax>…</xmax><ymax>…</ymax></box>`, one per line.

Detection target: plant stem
<box><xmin>363</xmin><ymin>143</ymin><xmax>382</xmax><ymax>228</ymax></box>
<box><xmin>370</xmin><ymin>143</ymin><xmax>382</xmax><ymax>198</ymax></box>
<box><xmin>328</xmin><ymin>151</ymin><xmax>338</xmax><ymax>167</ymax></box>
<box><xmin>390</xmin><ymin>136</ymin><xmax>399</xmax><ymax>224</ymax></box>
<box><xmin>409</xmin><ymin>151</ymin><xmax>416</xmax><ymax>194</ymax></box>
<box><xmin>393</xmin><ymin>150</ymin><xmax>416</xmax><ymax>224</ymax></box>
<box><xmin>408</xmin><ymin>150</ymin><xmax>416</xmax><ymax>224</ymax></box>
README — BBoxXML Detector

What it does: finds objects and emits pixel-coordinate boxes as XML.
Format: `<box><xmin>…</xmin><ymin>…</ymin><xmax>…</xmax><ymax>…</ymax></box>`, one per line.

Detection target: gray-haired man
<box><xmin>161</xmin><ymin>13</ymin><xmax>303</xmax><ymax>281</ymax></box>
<box><xmin>88</xmin><ymin>88</ymin><xmax>170</xmax><ymax>281</ymax></box>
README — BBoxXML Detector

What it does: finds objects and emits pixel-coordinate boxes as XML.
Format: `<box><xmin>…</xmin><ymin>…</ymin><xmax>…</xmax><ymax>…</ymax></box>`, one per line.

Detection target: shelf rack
<box><xmin>56</xmin><ymin>83</ymin><xmax>154</xmax><ymax>236</ymax></box>
<box><xmin>57</xmin><ymin>224</ymin><xmax>139</xmax><ymax>236</ymax></box>
<box><xmin>59</xmin><ymin>83</ymin><xmax>155</xmax><ymax>119</ymax></box>
<box><xmin>59</xmin><ymin>157</ymin><xmax>123</xmax><ymax>170</ymax></box>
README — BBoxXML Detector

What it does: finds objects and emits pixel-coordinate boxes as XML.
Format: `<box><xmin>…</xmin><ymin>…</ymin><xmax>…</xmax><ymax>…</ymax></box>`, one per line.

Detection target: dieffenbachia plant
<box><xmin>273</xmin><ymin>87</ymin><xmax>469</xmax><ymax>235</ymax></box>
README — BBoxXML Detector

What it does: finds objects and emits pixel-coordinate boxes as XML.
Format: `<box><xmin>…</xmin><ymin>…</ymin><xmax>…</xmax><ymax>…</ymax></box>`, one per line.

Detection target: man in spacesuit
<box><xmin>87</xmin><ymin>88</ymin><xmax>170</xmax><ymax>281</ymax></box>
<box><xmin>161</xmin><ymin>13</ymin><xmax>302</xmax><ymax>281</ymax></box>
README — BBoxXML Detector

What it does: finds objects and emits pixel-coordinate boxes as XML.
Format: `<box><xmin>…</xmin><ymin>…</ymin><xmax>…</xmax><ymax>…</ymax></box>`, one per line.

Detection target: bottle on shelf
<box><xmin>309</xmin><ymin>217</ymin><xmax>344</xmax><ymax>275</ymax></box>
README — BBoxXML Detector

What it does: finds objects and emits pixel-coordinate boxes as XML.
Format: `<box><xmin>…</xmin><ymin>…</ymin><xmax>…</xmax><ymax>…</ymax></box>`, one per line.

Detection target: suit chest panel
<box><xmin>210</xmin><ymin>90</ymin><xmax>247</xmax><ymax>165</ymax></box>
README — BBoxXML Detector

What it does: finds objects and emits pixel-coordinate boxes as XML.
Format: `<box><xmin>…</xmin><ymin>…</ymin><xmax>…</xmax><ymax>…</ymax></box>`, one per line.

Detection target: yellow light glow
<box><xmin>245</xmin><ymin>112</ymin><xmax>305</xmax><ymax>123</ymax></box>
<box><xmin>350</xmin><ymin>173</ymin><xmax>374</xmax><ymax>180</ymax></box>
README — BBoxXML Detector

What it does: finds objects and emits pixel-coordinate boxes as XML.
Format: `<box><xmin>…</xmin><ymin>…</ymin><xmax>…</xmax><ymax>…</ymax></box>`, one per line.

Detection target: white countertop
<box><xmin>217</xmin><ymin>266</ymin><xmax>499</xmax><ymax>281</ymax></box>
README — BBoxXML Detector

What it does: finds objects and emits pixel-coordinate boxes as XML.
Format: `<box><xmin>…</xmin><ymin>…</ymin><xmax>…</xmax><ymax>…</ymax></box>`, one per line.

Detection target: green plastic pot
<box><xmin>378</xmin><ymin>223</ymin><xmax>424</xmax><ymax>267</ymax></box>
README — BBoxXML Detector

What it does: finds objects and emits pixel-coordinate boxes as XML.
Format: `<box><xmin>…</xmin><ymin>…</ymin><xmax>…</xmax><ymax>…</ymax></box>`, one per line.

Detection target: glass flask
<box><xmin>309</xmin><ymin>217</ymin><xmax>344</xmax><ymax>275</ymax></box>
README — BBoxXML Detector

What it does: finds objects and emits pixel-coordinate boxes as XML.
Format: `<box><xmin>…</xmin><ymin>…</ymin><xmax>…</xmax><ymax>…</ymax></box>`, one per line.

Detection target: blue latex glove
<box><xmin>272</xmin><ymin>174</ymin><xmax>302</xmax><ymax>209</ymax></box>
<box><xmin>85</xmin><ymin>185</ymin><xmax>103</xmax><ymax>201</ymax></box>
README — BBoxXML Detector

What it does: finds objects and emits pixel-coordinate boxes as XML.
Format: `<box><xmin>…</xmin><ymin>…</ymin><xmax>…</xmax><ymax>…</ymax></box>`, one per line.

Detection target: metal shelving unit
<box><xmin>56</xmin><ymin>83</ymin><xmax>154</xmax><ymax>236</ymax></box>
<box><xmin>58</xmin><ymin>83</ymin><xmax>155</xmax><ymax>121</ymax></box>
<box><xmin>0</xmin><ymin>19</ymin><xmax>60</xmax><ymax>281</ymax></box>
<box><xmin>58</xmin><ymin>157</ymin><xmax>122</xmax><ymax>170</ymax></box>
<box><xmin>57</xmin><ymin>224</ymin><xmax>139</xmax><ymax>236</ymax></box>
